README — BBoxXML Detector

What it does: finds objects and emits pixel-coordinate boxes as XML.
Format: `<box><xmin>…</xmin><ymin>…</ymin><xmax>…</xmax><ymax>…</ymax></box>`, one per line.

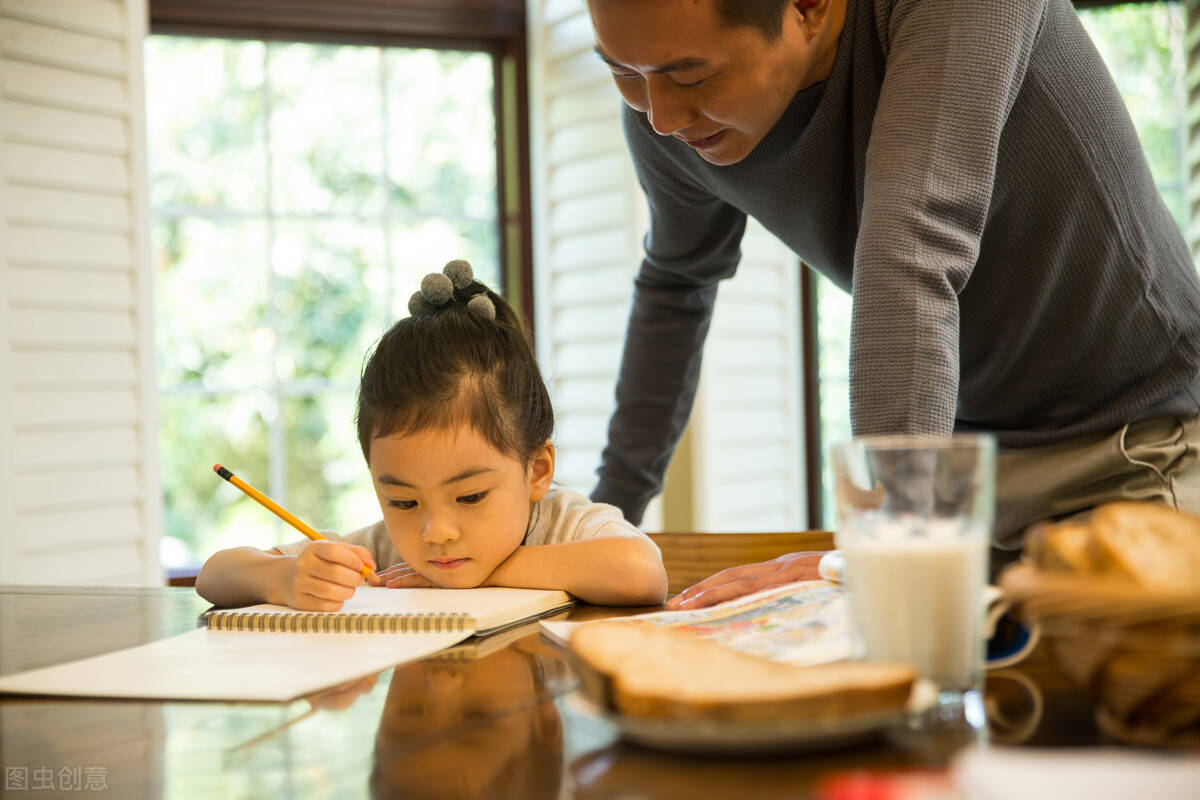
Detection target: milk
<box><xmin>837</xmin><ymin>515</ymin><xmax>989</xmax><ymax>692</ymax></box>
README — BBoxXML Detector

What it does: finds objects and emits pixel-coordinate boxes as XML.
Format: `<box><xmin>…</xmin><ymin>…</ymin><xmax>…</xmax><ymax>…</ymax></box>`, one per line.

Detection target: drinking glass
<box><xmin>832</xmin><ymin>434</ymin><xmax>995</xmax><ymax>727</ymax></box>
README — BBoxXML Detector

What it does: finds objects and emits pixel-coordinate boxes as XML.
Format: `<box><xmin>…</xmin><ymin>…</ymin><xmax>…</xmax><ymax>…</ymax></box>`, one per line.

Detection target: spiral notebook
<box><xmin>202</xmin><ymin>586</ymin><xmax>574</xmax><ymax>636</ymax></box>
<box><xmin>0</xmin><ymin>587</ymin><xmax>573</xmax><ymax>702</ymax></box>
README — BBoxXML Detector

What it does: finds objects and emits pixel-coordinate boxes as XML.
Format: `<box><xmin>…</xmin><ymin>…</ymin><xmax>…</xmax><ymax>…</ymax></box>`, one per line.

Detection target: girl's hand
<box><xmin>377</xmin><ymin>561</ymin><xmax>435</xmax><ymax>588</ymax></box>
<box><xmin>306</xmin><ymin>673</ymin><xmax>380</xmax><ymax>712</ymax></box>
<box><xmin>281</xmin><ymin>540</ymin><xmax>378</xmax><ymax>611</ymax></box>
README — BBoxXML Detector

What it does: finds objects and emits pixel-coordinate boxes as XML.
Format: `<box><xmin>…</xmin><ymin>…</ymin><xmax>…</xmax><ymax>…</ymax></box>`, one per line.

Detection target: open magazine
<box><xmin>542</xmin><ymin>580</ymin><xmax>853</xmax><ymax>666</ymax></box>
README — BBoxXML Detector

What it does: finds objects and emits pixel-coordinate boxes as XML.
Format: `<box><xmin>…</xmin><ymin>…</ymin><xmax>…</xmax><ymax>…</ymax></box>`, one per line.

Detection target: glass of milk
<box><xmin>832</xmin><ymin>435</ymin><xmax>995</xmax><ymax>728</ymax></box>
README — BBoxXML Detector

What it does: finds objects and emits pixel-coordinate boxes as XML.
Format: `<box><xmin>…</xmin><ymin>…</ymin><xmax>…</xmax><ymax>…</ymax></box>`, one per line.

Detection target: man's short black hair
<box><xmin>715</xmin><ymin>0</ymin><xmax>791</xmax><ymax>41</ymax></box>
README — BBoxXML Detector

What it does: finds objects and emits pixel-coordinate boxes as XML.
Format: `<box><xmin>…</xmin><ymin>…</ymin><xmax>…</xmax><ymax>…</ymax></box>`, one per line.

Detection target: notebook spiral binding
<box><xmin>203</xmin><ymin>611</ymin><xmax>473</xmax><ymax>633</ymax></box>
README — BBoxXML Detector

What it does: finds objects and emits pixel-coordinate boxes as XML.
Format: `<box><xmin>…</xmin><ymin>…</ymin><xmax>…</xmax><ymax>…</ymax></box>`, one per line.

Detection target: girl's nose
<box><xmin>421</xmin><ymin>513</ymin><xmax>460</xmax><ymax>544</ymax></box>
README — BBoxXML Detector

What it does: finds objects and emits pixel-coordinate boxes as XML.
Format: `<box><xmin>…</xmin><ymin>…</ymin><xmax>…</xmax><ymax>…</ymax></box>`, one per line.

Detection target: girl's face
<box><xmin>369</xmin><ymin>425</ymin><xmax>554</xmax><ymax>588</ymax></box>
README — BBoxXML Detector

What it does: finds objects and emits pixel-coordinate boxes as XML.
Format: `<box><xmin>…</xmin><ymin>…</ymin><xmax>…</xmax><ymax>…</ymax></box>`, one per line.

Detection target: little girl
<box><xmin>196</xmin><ymin>260</ymin><xmax>667</xmax><ymax>610</ymax></box>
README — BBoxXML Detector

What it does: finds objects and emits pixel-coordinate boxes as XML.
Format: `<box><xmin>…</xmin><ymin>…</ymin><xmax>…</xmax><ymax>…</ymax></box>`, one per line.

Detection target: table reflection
<box><xmin>370</xmin><ymin>637</ymin><xmax>569</xmax><ymax>800</ymax></box>
<box><xmin>0</xmin><ymin>588</ymin><xmax>1119</xmax><ymax>800</ymax></box>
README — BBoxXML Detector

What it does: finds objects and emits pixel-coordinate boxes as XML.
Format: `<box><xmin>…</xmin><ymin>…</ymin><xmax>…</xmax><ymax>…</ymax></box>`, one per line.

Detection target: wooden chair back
<box><xmin>171</xmin><ymin>532</ymin><xmax>838</xmax><ymax>595</ymax></box>
<box><xmin>647</xmin><ymin>531</ymin><xmax>835</xmax><ymax>597</ymax></box>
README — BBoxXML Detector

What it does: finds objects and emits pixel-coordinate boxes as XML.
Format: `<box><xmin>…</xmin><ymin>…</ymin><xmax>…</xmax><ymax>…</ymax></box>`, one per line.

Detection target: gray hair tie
<box><xmin>406</xmin><ymin>259</ymin><xmax>496</xmax><ymax>320</ymax></box>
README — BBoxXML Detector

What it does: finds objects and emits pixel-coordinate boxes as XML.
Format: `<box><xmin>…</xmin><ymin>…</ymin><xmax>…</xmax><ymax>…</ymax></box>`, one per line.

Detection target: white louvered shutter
<box><xmin>528</xmin><ymin>0</ymin><xmax>807</xmax><ymax>531</ymax></box>
<box><xmin>530</xmin><ymin>0</ymin><xmax>645</xmax><ymax>502</ymax></box>
<box><xmin>690</xmin><ymin>225</ymin><xmax>806</xmax><ymax>530</ymax></box>
<box><xmin>0</xmin><ymin>0</ymin><xmax>162</xmax><ymax>584</ymax></box>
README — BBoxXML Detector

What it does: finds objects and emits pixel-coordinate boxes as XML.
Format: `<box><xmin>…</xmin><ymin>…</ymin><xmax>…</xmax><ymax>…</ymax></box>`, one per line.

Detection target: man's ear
<box><xmin>528</xmin><ymin>440</ymin><xmax>556</xmax><ymax>502</ymax></box>
<box><xmin>791</xmin><ymin>0</ymin><xmax>832</xmax><ymax>34</ymax></box>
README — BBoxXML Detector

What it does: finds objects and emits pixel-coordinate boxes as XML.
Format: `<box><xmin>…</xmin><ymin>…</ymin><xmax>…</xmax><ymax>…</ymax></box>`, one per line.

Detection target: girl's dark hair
<box><xmin>716</xmin><ymin>0</ymin><xmax>791</xmax><ymax>41</ymax></box>
<box><xmin>356</xmin><ymin>281</ymin><xmax>554</xmax><ymax>465</ymax></box>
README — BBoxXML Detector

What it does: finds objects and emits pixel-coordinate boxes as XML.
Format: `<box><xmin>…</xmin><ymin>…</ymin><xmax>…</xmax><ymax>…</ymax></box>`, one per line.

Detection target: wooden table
<box><xmin>0</xmin><ymin>585</ymin><xmax>1106</xmax><ymax>799</ymax></box>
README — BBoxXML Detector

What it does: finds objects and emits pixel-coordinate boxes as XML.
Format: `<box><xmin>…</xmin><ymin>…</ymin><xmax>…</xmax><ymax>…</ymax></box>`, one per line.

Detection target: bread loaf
<box><xmin>1029</xmin><ymin>502</ymin><xmax>1200</xmax><ymax>593</ymax></box>
<box><xmin>1027</xmin><ymin>520</ymin><xmax>1095</xmax><ymax>573</ymax></box>
<box><xmin>570</xmin><ymin>621</ymin><xmax>915</xmax><ymax>722</ymax></box>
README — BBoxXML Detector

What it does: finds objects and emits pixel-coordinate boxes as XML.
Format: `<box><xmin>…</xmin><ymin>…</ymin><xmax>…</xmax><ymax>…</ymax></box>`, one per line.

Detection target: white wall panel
<box><xmin>1</xmin><ymin>57</ymin><xmax>127</xmax><ymax>112</ymax></box>
<box><xmin>12</xmin><ymin>427</ymin><xmax>140</xmax><ymax>469</ymax></box>
<box><xmin>1</xmin><ymin>0</ymin><xmax>161</xmax><ymax>585</ymax></box>
<box><xmin>15</xmin><ymin>465</ymin><xmax>141</xmax><ymax>510</ymax></box>
<box><xmin>1</xmin><ymin>0</ymin><xmax>125</xmax><ymax>39</ymax></box>
<box><xmin>16</xmin><ymin>504</ymin><xmax>140</xmax><ymax>552</ymax></box>
<box><xmin>1</xmin><ymin>99</ymin><xmax>127</xmax><ymax>152</ymax></box>
<box><xmin>1</xmin><ymin>18</ymin><xmax>125</xmax><ymax>73</ymax></box>
<box><xmin>6</xmin><ymin>225</ymin><xmax>132</xmax><ymax>268</ymax></box>
<box><xmin>4</xmin><ymin>184</ymin><xmax>130</xmax><ymax>231</ymax></box>
<box><xmin>8</xmin><ymin>266</ymin><xmax>135</xmax><ymax>308</ymax></box>
<box><xmin>10</xmin><ymin>308</ymin><xmax>136</xmax><ymax>347</ymax></box>
<box><xmin>10</xmin><ymin>349</ymin><xmax>137</xmax><ymax>387</ymax></box>
<box><xmin>3</xmin><ymin>142</ymin><xmax>129</xmax><ymax>192</ymax></box>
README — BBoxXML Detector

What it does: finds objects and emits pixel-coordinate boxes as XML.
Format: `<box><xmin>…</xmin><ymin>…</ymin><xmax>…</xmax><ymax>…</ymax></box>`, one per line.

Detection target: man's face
<box><xmin>588</xmin><ymin>0</ymin><xmax>830</xmax><ymax>166</ymax></box>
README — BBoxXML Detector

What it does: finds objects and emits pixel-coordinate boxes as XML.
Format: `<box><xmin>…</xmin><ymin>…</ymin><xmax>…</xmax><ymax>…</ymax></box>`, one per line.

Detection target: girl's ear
<box><xmin>527</xmin><ymin>440</ymin><xmax>555</xmax><ymax>502</ymax></box>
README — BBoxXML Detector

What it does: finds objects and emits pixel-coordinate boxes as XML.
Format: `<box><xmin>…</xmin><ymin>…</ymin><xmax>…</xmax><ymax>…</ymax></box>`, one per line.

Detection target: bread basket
<box><xmin>999</xmin><ymin>524</ymin><xmax>1200</xmax><ymax>747</ymax></box>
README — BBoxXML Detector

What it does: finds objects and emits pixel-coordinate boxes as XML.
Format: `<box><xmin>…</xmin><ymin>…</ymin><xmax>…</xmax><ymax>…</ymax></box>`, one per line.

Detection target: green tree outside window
<box><xmin>146</xmin><ymin>37</ymin><xmax>500</xmax><ymax>567</ymax></box>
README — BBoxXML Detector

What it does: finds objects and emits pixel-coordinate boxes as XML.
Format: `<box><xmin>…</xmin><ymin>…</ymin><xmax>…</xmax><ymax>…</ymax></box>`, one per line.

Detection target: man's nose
<box><xmin>646</xmin><ymin>78</ymin><xmax>693</xmax><ymax>136</ymax></box>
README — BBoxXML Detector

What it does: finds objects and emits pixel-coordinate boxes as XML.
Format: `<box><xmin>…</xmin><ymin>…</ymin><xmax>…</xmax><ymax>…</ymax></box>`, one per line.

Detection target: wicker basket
<box><xmin>999</xmin><ymin>563</ymin><xmax>1200</xmax><ymax>747</ymax></box>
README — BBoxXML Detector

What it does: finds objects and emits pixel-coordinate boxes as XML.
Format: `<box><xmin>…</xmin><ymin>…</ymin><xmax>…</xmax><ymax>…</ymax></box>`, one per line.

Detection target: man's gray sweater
<box><xmin>593</xmin><ymin>0</ymin><xmax>1200</xmax><ymax>523</ymax></box>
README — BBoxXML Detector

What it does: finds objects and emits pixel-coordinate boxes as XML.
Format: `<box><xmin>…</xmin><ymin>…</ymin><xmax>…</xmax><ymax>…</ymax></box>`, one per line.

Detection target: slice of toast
<box><xmin>570</xmin><ymin>621</ymin><xmax>915</xmax><ymax>723</ymax></box>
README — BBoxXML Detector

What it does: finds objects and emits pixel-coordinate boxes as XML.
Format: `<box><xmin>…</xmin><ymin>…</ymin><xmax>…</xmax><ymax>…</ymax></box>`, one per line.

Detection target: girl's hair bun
<box><xmin>407</xmin><ymin>259</ymin><xmax>495</xmax><ymax>321</ymax></box>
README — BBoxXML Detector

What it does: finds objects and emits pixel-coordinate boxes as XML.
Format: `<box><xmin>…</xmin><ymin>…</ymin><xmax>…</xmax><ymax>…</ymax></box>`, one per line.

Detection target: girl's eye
<box><xmin>613</xmin><ymin>71</ymin><xmax>641</xmax><ymax>81</ymax></box>
<box><xmin>388</xmin><ymin>499</ymin><xmax>417</xmax><ymax>510</ymax></box>
<box><xmin>458</xmin><ymin>492</ymin><xmax>487</xmax><ymax>505</ymax></box>
<box><xmin>676</xmin><ymin>76</ymin><xmax>708</xmax><ymax>88</ymax></box>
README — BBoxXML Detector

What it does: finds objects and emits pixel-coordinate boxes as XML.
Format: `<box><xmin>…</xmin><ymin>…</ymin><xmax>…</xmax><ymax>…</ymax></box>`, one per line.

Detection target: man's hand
<box><xmin>664</xmin><ymin>551</ymin><xmax>825</xmax><ymax>610</ymax></box>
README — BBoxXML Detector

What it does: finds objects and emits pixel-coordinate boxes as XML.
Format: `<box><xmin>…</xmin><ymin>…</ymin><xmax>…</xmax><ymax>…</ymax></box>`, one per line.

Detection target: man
<box><xmin>585</xmin><ymin>0</ymin><xmax>1200</xmax><ymax>608</ymax></box>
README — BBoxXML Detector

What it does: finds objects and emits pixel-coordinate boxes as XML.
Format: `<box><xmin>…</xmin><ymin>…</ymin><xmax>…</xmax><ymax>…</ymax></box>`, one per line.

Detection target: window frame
<box><xmin>147</xmin><ymin>0</ymin><xmax>534</xmax><ymax>326</ymax></box>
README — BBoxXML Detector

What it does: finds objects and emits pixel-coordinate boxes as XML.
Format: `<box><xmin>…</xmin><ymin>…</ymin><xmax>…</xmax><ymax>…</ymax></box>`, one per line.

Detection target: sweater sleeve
<box><xmin>591</xmin><ymin>106</ymin><xmax>747</xmax><ymax>524</ymax></box>
<box><xmin>851</xmin><ymin>0</ymin><xmax>1046</xmax><ymax>436</ymax></box>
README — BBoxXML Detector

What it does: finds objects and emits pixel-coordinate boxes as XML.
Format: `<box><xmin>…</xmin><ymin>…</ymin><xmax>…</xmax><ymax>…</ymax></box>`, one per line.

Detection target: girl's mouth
<box><xmin>430</xmin><ymin>558</ymin><xmax>470</xmax><ymax>570</ymax></box>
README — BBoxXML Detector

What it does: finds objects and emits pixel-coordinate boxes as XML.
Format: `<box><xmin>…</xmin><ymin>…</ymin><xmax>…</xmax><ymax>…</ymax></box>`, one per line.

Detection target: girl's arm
<box><xmin>484</xmin><ymin>537</ymin><xmax>667</xmax><ymax>606</ymax></box>
<box><xmin>195</xmin><ymin>546</ymin><xmax>293</xmax><ymax>608</ymax></box>
<box><xmin>196</xmin><ymin>541</ymin><xmax>378</xmax><ymax>610</ymax></box>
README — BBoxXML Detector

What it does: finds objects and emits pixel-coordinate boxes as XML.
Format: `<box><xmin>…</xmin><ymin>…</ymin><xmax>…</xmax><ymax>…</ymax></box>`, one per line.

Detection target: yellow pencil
<box><xmin>213</xmin><ymin>464</ymin><xmax>378</xmax><ymax>583</ymax></box>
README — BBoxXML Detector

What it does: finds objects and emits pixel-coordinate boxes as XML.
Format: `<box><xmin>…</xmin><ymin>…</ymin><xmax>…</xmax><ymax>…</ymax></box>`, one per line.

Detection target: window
<box><xmin>811</xmin><ymin>1</ymin><xmax>1191</xmax><ymax>527</ymax></box>
<box><xmin>146</xmin><ymin>36</ymin><xmax>501</xmax><ymax>567</ymax></box>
